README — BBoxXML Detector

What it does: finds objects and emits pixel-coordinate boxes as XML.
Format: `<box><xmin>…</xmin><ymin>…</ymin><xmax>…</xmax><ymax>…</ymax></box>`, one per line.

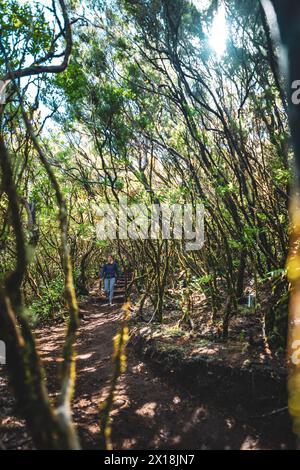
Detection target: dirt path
<box><xmin>0</xmin><ymin>279</ymin><xmax>295</xmax><ymax>450</ymax></box>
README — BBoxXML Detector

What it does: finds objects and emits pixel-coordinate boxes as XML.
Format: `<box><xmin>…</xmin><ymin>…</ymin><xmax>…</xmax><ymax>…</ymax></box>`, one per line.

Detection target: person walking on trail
<box><xmin>100</xmin><ymin>255</ymin><xmax>120</xmax><ymax>306</ymax></box>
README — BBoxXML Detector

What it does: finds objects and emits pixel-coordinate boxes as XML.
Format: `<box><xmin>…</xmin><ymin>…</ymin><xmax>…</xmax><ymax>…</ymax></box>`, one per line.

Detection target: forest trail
<box><xmin>31</xmin><ymin>276</ymin><xmax>292</xmax><ymax>450</ymax></box>
<box><xmin>0</xmin><ymin>278</ymin><xmax>293</xmax><ymax>450</ymax></box>
<box><xmin>2</xmin><ymin>0</ymin><xmax>300</xmax><ymax>452</ymax></box>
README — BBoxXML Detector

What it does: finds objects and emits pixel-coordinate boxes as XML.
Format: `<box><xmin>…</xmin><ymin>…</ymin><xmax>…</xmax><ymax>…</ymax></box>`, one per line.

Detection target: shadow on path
<box><xmin>33</xmin><ymin>277</ymin><xmax>294</xmax><ymax>450</ymax></box>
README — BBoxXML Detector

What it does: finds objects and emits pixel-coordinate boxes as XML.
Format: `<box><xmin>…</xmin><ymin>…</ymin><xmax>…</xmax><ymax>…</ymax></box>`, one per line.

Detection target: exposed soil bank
<box><xmin>129</xmin><ymin>325</ymin><xmax>287</xmax><ymax>409</ymax></box>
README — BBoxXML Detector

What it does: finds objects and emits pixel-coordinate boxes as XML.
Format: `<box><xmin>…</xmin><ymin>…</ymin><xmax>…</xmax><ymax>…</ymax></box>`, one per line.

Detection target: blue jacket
<box><xmin>100</xmin><ymin>262</ymin><xmax>120</xmax><ymax>280</ymax></box>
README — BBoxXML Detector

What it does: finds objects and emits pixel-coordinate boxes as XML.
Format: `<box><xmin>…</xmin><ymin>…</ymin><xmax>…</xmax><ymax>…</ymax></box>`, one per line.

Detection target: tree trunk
<box><xmin>263</xmin><ymin>0</ymin><xmax>300</xmax><ymax>444</ymax></box>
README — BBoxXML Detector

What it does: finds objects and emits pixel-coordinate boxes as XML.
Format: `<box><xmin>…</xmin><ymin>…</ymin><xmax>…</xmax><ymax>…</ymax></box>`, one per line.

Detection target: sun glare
<box><xmin>209</xmin><ymin>4</ymin><xmax>228</xmax><ymax>57</ymax></box>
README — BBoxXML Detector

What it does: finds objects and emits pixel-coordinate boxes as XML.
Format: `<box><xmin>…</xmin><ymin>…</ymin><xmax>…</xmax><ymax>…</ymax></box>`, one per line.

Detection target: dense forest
<box><xmin>1</xmin><ymin>0</ymin><xmax>300</xmax><ymax>452</ymax></box>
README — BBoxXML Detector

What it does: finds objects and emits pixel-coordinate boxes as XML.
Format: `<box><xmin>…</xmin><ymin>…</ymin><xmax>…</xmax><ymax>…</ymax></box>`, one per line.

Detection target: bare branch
<box><xmin>1</xmin><ymin>0</ymin><xmax>73</xmax><ymax>81</ymax></box>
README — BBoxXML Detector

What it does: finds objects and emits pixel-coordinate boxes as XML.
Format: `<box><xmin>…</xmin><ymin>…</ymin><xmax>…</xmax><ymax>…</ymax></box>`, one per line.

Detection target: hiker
<box><xmin>100</xmin><ymin>255</ymin><xmax>120</xmax><ymax>306</ymax></box>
